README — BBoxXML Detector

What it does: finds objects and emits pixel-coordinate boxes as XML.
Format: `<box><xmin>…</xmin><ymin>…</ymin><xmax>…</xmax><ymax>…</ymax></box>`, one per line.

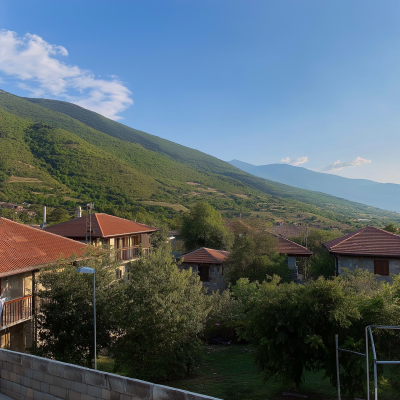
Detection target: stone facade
<box><xmin>337</xmin><ymin>255</ymin><xmax>400</xmax><ymax>282</ymax></box>
<box><xmin>0</xmin><ymin>348</ymin><xmax>221</xmax><ymax>400</ymax></box>
<box><xmin>180</xmin><ymin>264</ymin><xmax>225</xmax><ymax>293</ymax></box>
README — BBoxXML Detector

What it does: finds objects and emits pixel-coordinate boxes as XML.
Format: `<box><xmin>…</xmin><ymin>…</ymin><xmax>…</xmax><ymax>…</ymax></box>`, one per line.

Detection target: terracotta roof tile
<box><xmin>278</xmin><ymin>237</ymin><xmax>312</xmax><ymax>257</ymax></box>
<box><xmin>266</xmin><ymin>225</ymin><xmax>307</xmax><ymax>238</ymax></box>
<box><xmin>180</xmin><ymin>248</ymin><xmax>230</xmax><ymax>264</ymax></box>
<box><xmin>44</xmin><ymin>213</ymin><xmax>157</xmax><ymax>238</ymax></box>
<box><xmin>324</xmin><ymin>226</ymin><xmax>400</xmax><ymax>257</ymax></box>
<box><xmin>0</xmin><ymin>218</ymin><xmax>86</xmax><ymax>277</ymax></box>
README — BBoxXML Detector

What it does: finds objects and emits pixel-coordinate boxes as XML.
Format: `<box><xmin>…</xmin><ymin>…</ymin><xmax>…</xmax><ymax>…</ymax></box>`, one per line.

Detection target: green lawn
<box><xmin>167</xmin><ymin>345</ymin><xmax>338</xmax><ymax>400</ymax></box>
<box><xmin>98</xmin><ymin>345</ymin><xmax>340</xmax><ymax>400</ymax></box>
<box><xmin>97</xmin><ymin>344</ymin><xmax>400</xmax><ymax>400</ymax></box>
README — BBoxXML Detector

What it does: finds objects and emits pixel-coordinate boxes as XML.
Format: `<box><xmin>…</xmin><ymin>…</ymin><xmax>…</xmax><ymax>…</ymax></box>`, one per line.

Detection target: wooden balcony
<box><xmin>0</xmin><ymin>295</ymin><xmax>33</xmax><ymax>330</ymax></box>
<box><xmin>115</xmin><ymin>246</ymin><xmax>150</xmax><ymax>261</ymax></box>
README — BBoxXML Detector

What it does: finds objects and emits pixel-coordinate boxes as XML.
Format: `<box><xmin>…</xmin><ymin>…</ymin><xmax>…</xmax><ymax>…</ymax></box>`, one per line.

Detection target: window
<box><xmin>116</xmin><ymin>269</ymin><xmax>122</xmax><ymax>279</ymax></box>
<box><xmin>198</xmin><ymin>265</ymin><xmax>210</xmax><ymax>282</ymax></box>
<box><xmin>374</xmin><ymin>260</ymin><xmax>389</xmax><ymax>276</ymax></box>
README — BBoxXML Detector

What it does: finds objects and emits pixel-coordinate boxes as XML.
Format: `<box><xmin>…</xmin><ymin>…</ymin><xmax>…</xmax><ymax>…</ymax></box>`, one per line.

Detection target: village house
<box><xmin>323</xmin><ymin>226</ymin><xmax>400</xmax><ymax>281</ymax></box>
<box><xmin>180</xmin><ymin>248</ymin><xmax>229</xmax><ymax>293</ymax></box>
<box><xmin>0</xmin><ymin>217</ymin><xmax>86</xmax><ymax>352</ymax></box>
<box><xmin>44</xmin><ymin>213</ymin><xmax>157</xmax><ymax>278</ymax></box>
<box><xmin>226</xmin><ymin>220</ymin><xmax>312</xmax><ymax>278</ymax></box>
<box><xmin>180</xmin><ymin>237</ymin><xmax>312</xmax><ymax>292</ymax></box>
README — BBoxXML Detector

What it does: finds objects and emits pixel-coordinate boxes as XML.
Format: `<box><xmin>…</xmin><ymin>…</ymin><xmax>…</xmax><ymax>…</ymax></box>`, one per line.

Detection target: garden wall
<box><xmin>0</xmin><ymin>349</ymin><xmax>221</xmax><ymax>400</ymax></box>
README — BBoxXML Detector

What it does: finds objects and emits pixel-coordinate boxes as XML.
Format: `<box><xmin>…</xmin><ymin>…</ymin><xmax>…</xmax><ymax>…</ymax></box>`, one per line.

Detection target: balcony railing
<box><xmin>115</xmin><ymin>246</ymin><xmax>150</xmax><ymax>261</ymax></box>
<box><xmin>0</xmin><ymin>295</ymin><xmax>33</xmax><ymax>330</ymax></box>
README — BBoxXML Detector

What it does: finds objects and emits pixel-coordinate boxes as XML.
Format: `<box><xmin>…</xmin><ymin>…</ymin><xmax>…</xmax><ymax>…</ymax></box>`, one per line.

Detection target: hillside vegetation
<box><xmin>0</xmin><ymin>90</ymin><xmax>399</xmax><ymax>228</ymax></box>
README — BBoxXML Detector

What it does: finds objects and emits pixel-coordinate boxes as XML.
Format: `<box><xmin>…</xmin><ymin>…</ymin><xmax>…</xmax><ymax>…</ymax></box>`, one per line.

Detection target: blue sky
<box><xmin>1</xmin><ymin>1</ymin><xmax>400</xmax><ymax>183</ymax></box>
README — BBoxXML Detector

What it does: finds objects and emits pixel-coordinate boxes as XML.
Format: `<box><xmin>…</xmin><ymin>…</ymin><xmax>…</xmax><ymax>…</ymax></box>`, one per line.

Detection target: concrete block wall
<box><xmin>0</xmin><ymin>349</ymin><xmax>221</xmax><ymax>400</ymax></box>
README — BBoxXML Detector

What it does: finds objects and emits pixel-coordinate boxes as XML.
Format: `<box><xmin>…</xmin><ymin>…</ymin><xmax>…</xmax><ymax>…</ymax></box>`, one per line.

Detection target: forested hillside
<box><xmin>0</xmin><ymin>90</ymin><xmax>399</xmax><ymax>228</ymax></box>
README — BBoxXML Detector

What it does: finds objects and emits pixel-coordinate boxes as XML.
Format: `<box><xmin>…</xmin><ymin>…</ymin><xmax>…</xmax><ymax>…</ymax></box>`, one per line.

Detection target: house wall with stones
<box><xmin>180</xmin><ymin>263</ymin><xmax>225</xmax><ymax>293</ymax></box>
<box><xmin>0</xmin><ymin>348</ymin><xmax>221</xmax><ymax>400</ymax></box>
<box><xmin>337</xmin><ymin>255</ymin><xmax>400</xmax><ymax>283</ymax></box>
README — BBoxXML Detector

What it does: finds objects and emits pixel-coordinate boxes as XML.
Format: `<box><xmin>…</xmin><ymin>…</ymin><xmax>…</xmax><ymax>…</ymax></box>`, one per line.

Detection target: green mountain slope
<box><xmin>0</xmin><ymin>90</ymin><xmax>399</xmax><ymax>228</ymax></box>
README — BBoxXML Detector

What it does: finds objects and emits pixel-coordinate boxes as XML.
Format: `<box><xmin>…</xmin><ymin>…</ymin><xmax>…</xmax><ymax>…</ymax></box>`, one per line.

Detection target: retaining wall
<box><xmin>0</xmin><ymin>349</ymin><xmax>221</xmax><ymax>400</ymax></box>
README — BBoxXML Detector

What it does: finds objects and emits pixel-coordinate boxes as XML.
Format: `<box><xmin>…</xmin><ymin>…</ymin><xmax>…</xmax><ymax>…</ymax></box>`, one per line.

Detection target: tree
<box><xmin>225</xmin><ymin>231</ymin><xmax>290</xmax><ymax>285</ymax></box>
<box><xmin>233</xmin><ymin>271</ymin><xmax>400</xmax><ymax>397</ymax></box>
<box><xmin>34</xmin><ymin>248</ymin><xmax>122</xmax><ymax>368</ymax></box>
<box><xmin>180</xmin><ymin>202</ymin><xmax>233</xmax><ymax>251</ymax></box>
<box><xmin>112</xmin><ymin>243</ymin><xmax>210</xmax><ymax>381</ymax></box>
<box><xmin>290</xmin><ymin>228</ymin><xmax>342</xmax><ymax>279</ymax></box>
<box><xmin>383</xmin><ymin>223</ymin><xmax>398</xmax><ymax>234</ymax></box>
<box><xmin>48</xmin><ymin>207</ymin><xmax>71</xmax><ymax>225</ymax></box>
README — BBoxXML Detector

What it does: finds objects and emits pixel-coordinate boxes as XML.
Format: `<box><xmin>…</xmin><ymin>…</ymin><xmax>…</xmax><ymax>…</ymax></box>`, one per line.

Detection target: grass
<box><xmin>97</xmin><ymin>345</ymin><xmax>339</xmax><ymax>400</ymax></box>
<box><xmin>168</xmin><ymin>345</ymin><xmax>338</xmax><ymax>400</ymax></box>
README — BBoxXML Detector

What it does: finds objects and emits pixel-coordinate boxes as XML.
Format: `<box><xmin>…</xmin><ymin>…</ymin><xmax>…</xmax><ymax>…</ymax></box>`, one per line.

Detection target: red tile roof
<box><xmin>0</xmin><ymin>218</ymin><xmax>86</xmax><ymax>277</ymax></box>
<box><xmin>44</xmin><ymin>213</ymin><xmax>157</xmax><ymax>238</ymax></box>
<box><xmin>278</xmin><ymin>237</ymin><xmax>312</xmax><ymax>257</ymax></box>
<box><xmin>266</xmin><ymin>225</ymin><xmax>307</xmax><ymax>238</ymax></box>
<box><xmin>225</xmin><ymin>220</ymin><xmax>252</xmax><ymax>235</ymax></box>
<box><xmin>180</xmin><ymin>248</ymin><xmax>230</xmax><ymax>264</ymax></box>
<box><xmin>324</xmin><ymin>226</ymin><xmax>400</xmax><ymax>257</ymax></box>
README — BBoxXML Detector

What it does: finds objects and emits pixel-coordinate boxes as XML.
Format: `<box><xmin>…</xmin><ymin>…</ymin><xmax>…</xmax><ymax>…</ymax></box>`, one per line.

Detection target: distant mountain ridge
<box><xmin>228</xmin><ymin>160</ymin><xmax>400</xmax><ymax>213</ymax></box>
<box><xmin>1</xmin><ymin>89</ymin><xmax>400</xmax><ymax>229</ymax></box>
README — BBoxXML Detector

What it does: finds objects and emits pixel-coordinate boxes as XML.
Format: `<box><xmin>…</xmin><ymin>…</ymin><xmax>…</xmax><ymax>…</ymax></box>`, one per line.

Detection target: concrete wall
<box><xmin>337</xmin><ymin>256</ymin><xmax>400</xmax><ymax>282</ymax></box>
<box><xmin>0</xmin><ymin>349</ymin><xmax>221</xmax><ymax>400</ymax></box>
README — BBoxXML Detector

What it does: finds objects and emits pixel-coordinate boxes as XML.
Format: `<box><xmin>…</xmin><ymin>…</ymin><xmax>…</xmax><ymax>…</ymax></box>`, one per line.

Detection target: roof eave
<box><xmin>329</xmin><ymin>251</ymin><xmax>400</xmax><ymax>259</ymax></box>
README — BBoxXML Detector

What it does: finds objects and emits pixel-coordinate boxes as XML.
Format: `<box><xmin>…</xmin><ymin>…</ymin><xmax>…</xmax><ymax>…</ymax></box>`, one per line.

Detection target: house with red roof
<box><xmin>226</xmin><ymin>220</ymin><xmax>312</xmax><ymax>280</ymax></box>
<box><xmin>324</xmin><ymin>226</ymin><xmax>400</xmax><ymax>281</ymax></box>
<box><xmin>0</xmin><ymin>217</ymin><xmax>86</xmax><ymax>352</ymax></box>
<box><xmin>44</xmin><ymin>213</ymin><xmax>157</xmax><ymax>278</ymax></box>
<box><xmin>180</xmin><ymin>238</ymin><xmax>312</xmax><ymax>291</ymax></box>
<box><xmin>179</xmin><ymin>248</ymin><xmax>230</xmax><ymax>292</ymax></box>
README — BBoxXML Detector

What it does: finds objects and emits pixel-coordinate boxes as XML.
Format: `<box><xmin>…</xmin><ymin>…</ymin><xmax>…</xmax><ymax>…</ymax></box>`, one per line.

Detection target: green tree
<box><xmin>180</xmin><ymin>201</ymin><xmax>233</xmax><ymax>251</ymax></box>
<box><xmin>34</xmin><ymin>248</ymin><xmax>122</xmax><ymax>368</ymax></box>
<box><xmin>233</xmin><ymin>271</ymin><xmax>400</xmax><ymax>397</ymax></box>
<box><xmin>225</xmin><ymin>231</ymin><xmax>290</xmax><ymax>285</ymax></box>
<box><xmin>291</xmin><ymin>228</ymin><xmax>342</xmax><ymax>279</ymax></box>
<box><xmin>112</xmin><ymin>244</ymin><xmax>210</xmax><ymax>381</ymax></box>
<box><xmin>383</xmin><ymin>222</ymin><xmax>398</xmax><ymax>234</ymax></box>
<box><xmin>48</xmin><ymin>207</ymin><xmax>71</xmax><ymax>225</ymax></box>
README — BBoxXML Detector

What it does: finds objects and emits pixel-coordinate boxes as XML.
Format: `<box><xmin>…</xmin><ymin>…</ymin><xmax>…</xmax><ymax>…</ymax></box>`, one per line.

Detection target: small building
<box><xmin>179</xmin><ymin>248</ymin><xmax>229</xmax><ymax>293</ymax></box>
<box><xmin>323</xmin><ymin>226</ymin><xmax>400</xmax><ymax>281</ymax></box>
<box><xmin>278</xmin><ymin>236</ymin><xmax>312</xmax><ymax>277</ymax></box>
<box><xmin>44</xmin><ymin>213</ymin><xmax>157</xmax><ymax>278</ymax></box>
<box><xmin>0</xmin><ymin>217</ymin><xmax>86</xmax><ymax>352</ymax></box>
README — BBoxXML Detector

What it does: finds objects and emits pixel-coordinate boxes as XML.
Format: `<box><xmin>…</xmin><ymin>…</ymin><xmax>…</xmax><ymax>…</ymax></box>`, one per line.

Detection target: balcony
<box><xmin>115</xmin><ymin>246</ymin><xmax>150</xmax><ymax>261</ymax></box>
<box><xmin>0</xmin><ymin>295</ymin><xmax>33</xmax><ymax>330</ymax></box>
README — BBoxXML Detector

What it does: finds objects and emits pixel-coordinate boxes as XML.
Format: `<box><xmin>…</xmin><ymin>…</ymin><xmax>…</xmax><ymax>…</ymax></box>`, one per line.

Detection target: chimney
<box><xmin>41</xmin><ymin>205</ymin><xmax>47</xmax><ymax>229</ymax></box>
<box><xmin>76</xmin><ymin>206</ymin><xmax>82</xmax><ymax>218</ymax></box>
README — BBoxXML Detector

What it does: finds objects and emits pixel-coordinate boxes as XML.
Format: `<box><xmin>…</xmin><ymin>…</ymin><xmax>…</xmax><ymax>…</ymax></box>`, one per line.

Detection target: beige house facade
<box><xmin>44</xmin><ymin>213</ymin><xmax>157</xmax><ymax>278</ymax></box>
<box><xmin>0</xmin><ymin>218</ymin><xmax>86</xmax><ymax>352</ymax></box>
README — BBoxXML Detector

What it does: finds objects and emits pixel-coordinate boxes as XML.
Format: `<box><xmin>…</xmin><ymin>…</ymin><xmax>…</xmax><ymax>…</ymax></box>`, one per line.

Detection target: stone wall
<box><xmin>337</xmin><ymin>256</ymin><xmax>400</xmax><ymax>282</ymax></box>
<box><xmin>180</xmin><ymin>264</ymin><xmax>225</xmax><ymax>293</ymax></box>
<box><xmin>0</xmin><ymin>349</ymin><xmax>221</xmax><ymax>400</ymax></box>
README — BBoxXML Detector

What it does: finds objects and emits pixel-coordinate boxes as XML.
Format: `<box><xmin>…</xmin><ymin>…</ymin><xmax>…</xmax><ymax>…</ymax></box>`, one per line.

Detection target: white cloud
<box><xmin>280</xmin><ymin>156</ymin><xmax>308</xmax><ymax>166</ymax></box>
<box><xmin>320</xmin><ymin>156</ymin><xmax>371</xmax><ymax>172</ymax></box>
<box><xmin>0</xmin><ymin>30</ymin><xmax>133</xmax><ymax>120</ymax></box>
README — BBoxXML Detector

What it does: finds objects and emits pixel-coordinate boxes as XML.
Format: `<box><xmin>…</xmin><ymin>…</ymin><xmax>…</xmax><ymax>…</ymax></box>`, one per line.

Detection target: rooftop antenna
<box><xmin>86</xmin><ymin>203</ymin><xmax>95</xmax><ymax>244</ymax></box>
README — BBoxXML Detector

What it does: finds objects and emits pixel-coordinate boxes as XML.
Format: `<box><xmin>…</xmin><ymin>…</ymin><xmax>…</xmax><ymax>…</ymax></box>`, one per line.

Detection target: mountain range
<box><xmin>0</xmin><ymin>89</ymin><xmax>399</xmax><ymax>229</ymax></box>
<box><xmin>228</xmin><ymin>160</ymin><xmax>400</xmax><ymax>213</ymax></box>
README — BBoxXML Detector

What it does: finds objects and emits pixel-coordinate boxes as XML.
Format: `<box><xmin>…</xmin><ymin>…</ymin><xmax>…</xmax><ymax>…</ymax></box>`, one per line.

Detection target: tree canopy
<box><xmin>225</xmin><ymin>230</ymin><xmax>290</xmax><ymax>285</ymax></box>
<box><xmin>112</xmin><ymin>243</ymin><xmax>210</xmax><ymax>381</ymax></box>
<box><xmin>180</xmin><ymin>202</ymin><xmax>233</xmax><ymax>251</ymax></box>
